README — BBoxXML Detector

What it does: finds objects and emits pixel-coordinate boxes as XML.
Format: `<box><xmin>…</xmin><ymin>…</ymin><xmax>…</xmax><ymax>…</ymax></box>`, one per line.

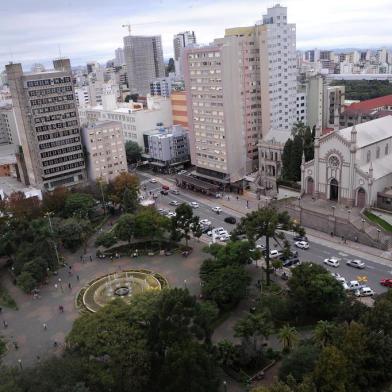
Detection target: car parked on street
<box><xmin>294</xmin><ymin>240</ymin><xmax>309</xmax><ymax>249</ymax></box>
<box><xmin>380</xmin><ymin>278</ymin><xmax>392</xmax><ymax>287</ymax></box>
<box><xmin>200</xmin><ymin>219</ymin><xmax>212</xmax><ymax>226</ymax></box>
<box><xmin>212</xmin><ymin>206</ymin><xmax>222</xmax><ymax>213</ymax></box>
<box><xmin>189</xmin><ymin>201</ymin><xmax>199</xmax><ymax>208</ymax></box>
<box><xmin>354</xmin><ymin>287</ymin><xmax>374</xmax><ymax>297</ymax></box>
<box><xmin>323</xmin><ymin>257</ymin><xmax>340</xmax><ymax>268</ymax></box>
<box><xmin>160</xmin><ymin>190</ymin><xmax>169</xmax><ymax>195</ymax></box>
<box><xmin>224</xmin><ymin>216</ymin><xmax>236</xmax><ymax>224</ymax></box>
<box><xmin>269</xmin><ymin>250</ymin><xmax>282</xmax><ymax>259</ymax></box>
<box><xmin>170</xmin><ymin>189</ymin><xmax>180</xmax><ymax>195</ymax></box>
<box><xmin>169</xmin><ymin>200</ymin><xmax>180</xmax><ymax>206</ymax></box>
<box><xmin>347</xmin><ymin>280</ymin><xmax>365</xmax><ymax>291</ymax></box>
<box><xmin>282</xmin><ymin>257</ymin><xmax>301</xmax><ymax>268</ymax></box>
<box><xmin>149</xmin><ymin>178</ymin><xmax>157</xmax><ymax>183</ymax></box>
<box><xmin>167</xmin><ymin>211</ymin><xmax>177</xmax><ymax>218</ymax></box>
<box><xmin>346</xmin><ymin>259</ymin><xmax>366</xmax><ymax>269</ymax></box>
<box><xmin>293</xmin><ymin>235</ymin><xmax>308</xmax><ymax>242</ymax></box>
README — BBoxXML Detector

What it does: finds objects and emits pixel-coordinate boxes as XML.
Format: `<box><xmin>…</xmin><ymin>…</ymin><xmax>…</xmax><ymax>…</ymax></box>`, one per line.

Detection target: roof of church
<box><xmin>360</xmin><ymin>155</ymin><xmax>392</xmax><ymax>180</ymax></box>
<box><xmin>338</xmin><ymin>115</ymin><xmax>392</xmax><ymax>148</ymax></box>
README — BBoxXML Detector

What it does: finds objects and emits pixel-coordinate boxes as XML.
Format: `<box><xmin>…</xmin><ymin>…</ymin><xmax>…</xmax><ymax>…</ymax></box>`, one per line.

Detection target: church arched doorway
<box><xmin>329</xmin><ymin>178</ymin><xmax>339</xmax><ymax>201</ymax></box>
<box><xmin>306</xmin><ymin>177</ymin><xmax>314</xmax><ymax>194</ymax></box>
<box><xmin>356</xmin><ymin>188</ymin><xmax>366</xmax><ymax>208</ymax></box>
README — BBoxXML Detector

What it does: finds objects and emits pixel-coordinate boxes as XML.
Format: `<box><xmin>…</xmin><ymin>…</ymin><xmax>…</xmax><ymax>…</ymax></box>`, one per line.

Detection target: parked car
<box><xmin>212</xmin><ymin>206</ymin><xmax>222</xmax><ymax>213</ymax></box>
<box><xmin>347</xmin><ymin>280</ymin><xmax>365</xmax><ymax>291</ymax></box>
<box><xmin>170</xmin><ymin>189</ymin><xmax>180</xmax><ymax>195</ymax></box>
<box><xmin>162</xmin><ymin>185</ymin><xmax>170</xmax><ymax>191</ymax></box>
<box><xmin>218</xmin><ymin>233</ymin><xmax>231</xmax><ymax>242</ymax></box>
<box><xmin>380</xmin><ymin>278</ymin><xmax>392</xmax><ymax>287</ymax></box>
<box><xmin>346</xmin><ymin>259</ymin><xmax>366</xmax><ymax>269</ymax></box>
<box><xmin>178</xmin><ymin>170</ymin><xmax>187</xmax><ymax>175</ymax></box>
<box><xmin>323</xmin><ymin>257</ymin><xmax>340</xmax><ymax>268</ymax></box>
<box><xmin>294</xmin><ymin>240</ymin><xmax>309</xmax><ymax>249</ymax></box>
<box><xmin>208</xmin><ymin>227</ymin><xmax>226</xmax><ymax>237</ymax></box>
<box><xmin>224</xmin><ymin>216</ymin><xmax>237</xmax><ymax>224</ymax></box>
<box><xmin>269</xmin><ymin>250</ymin><xmax>282</xmax><ymax>259</ymax></box>
<box><xmin>215</xmin><ymin>193</ymin><xmax>223</xmax><ymax>198</ymax></box>
<box><xmin>279</xmin><ymin>250</ymin><xmax>298</xmax><ymax>262</ymax></box>
<box><xmin>202</xmin><ymin>225</ymin><xmax>213</xmax><ymax>234</ymax></box>
<box><xmin>282</xmin><ymin>257</ymin><xmax>301</xmax><ymax>268</ymax></box>
<box><xmin>189</xmin><ymin>201</ymin><xmax>199</xmax><ymax>208</ymax></box>
<box><xmin>167</xmin><ymin>211</ymin><xmax>176</xmax><ymax>218</ymax></box>
<box><xmin>169</xmin><ymin>200</ymin><xmax>180</xmax><ymax>206</ymax></box>
<box><xmin>157</xmin><ymin>208</ymin><xmax>168</xmax><ymax>215</ymax></box>
<box><xmin>293</xmin><ymin>235</ymin><xmax>308</xmax><ymax>242</ymax></box>
<box><xmin>355</xmin><ymin>287</ymin><xmax>374</xmax><ymax>297</ymax></box>
<box><xmin>200</xmin><ymin>219</ymin><xmax>212</xmax><ymax>226</ymax></box>
<box><xmin>149</xmin><ymin>178</ymin><xmax>157</xmax><ymax>183</ymax></box>
<box><xmin>160</xmin><ymin>190</ymin><xmax>169</xmax><ymax>195</ymax></box>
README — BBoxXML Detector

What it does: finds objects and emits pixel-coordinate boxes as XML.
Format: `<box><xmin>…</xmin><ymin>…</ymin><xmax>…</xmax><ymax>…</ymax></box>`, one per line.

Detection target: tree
<box><xmin>202</xmin><ymin>264</ymin><xmax>250</xmax><ymax>309</ymax></box>
<box><xmin>122</xmin><ymin>187</ymin><xmax>138</xmax><ymax>213</ymax></box>
<box><xmin>312</xmin><ymin>346</ymin><xmax>349</xmax><ymax>392</ymax></box>
<box><xmin>114</xmin><ymin>213</ymin><xmax>135</xmax><ymax>244</ymax></box>
<box><xmin>278</xmin><ymin>325</ymin><xmax>299</xmax><ymax>352</ymax></box>
<box><xmin>42</xmin><ymin>187</ymin><xmax>70</xmax><ymax>214</ymax></box>
<box><xmin>134</xmin><ymin>208</ymin><xmax>170</xmax><ymax>244</ymax></box>
<box><xmin>288</xmin><ymin>263</ymin><xmax>346</xmax><ymax>320</ymax></box>
<box><xmin>235</xmin><ymin>208</ymin><xmax>292</xmax><ymax>285</ymax></box>
<box><xmin>109</xmin><ymin>172</ymin><xmax>139</xmax><ymax>205</ymax></box>
<box><xmin>204</xmin><ymin>241</ymin><xmax>255</xmax><ymax>266</ymax></box>
<box><xmin>166</xmin><ymin>58</ymin><xmax>175</xmax><ymax>75</ymax></box>
<box><xmin>16</xmin><ymin>271</ymin><xmax>37</xmax><ymax>293</ymax></box>
<box><xmin>7</xmin><ymin>192</ymin><xmax>42</xmax><ymax>219</ymax></box>
<box><xmin>57</xmin><ymin>218</ymin><xmax>91</xmax><ymax>251</ymax></box>
<box><xmin>95</xmin><ymin>231</ymin><xmax>118</xmax><ymax>248</ymax></box>
<box><xmin>194</xmin><ymin>301</ymin><xmax>219</xmax><ymax>344</ymax></box>
<box><xmin>303</xmin><ymin>127</ymin><xmax>314</xmax><ymax>161</ymax></box>
<box><xmin>125</xmin><ymin>140</ymin><xmax>143</xmax><ymax>164</ymax></box>
<box><xmin>158</xmin><ymin>342</ymin><xmax>219</xmax><ymax>392</ymax></box>
<box><xmin>281</xmin><ymin>139</ymin><xmax>294</xmax><ymax>180</ymax></box>
<box><xmin>172</xmin><ymin>203</ymin><xmax>199</xmax><ymax>247</ymax></box>
<box><xmin>313</xmin><ymin>320</ymin><xmax>335</xmax><ymax>348</ymax></box>
<box><xmin>216</xmin><ymin>340</ymin><xmax>238</xmax><ymax>369</ymax></box>
<box><xmin>291</xmin><ymin>134</ymin><xmax>304</xmax><ymax>181</ymax></box>
<box><xmin>234</xmin><ymin>311</ymin><xmax>273</xmax><ymax>351</ymax></box>
<box><xmin>64</xmin><ymin>193</ymin><xmax>94</xmax><ymax>219</ymax></box>
<box><xmin>279</xmin><ymin>343</ymin><xmax>320</xmax><ymax>383</ymax></box>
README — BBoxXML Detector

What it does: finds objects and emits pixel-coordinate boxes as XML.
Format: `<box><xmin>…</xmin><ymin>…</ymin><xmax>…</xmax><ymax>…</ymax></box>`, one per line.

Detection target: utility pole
<box><xmin>45</xmin><ymin>212</ymin><xmax>60</xmax><ymax>267</ymax></box>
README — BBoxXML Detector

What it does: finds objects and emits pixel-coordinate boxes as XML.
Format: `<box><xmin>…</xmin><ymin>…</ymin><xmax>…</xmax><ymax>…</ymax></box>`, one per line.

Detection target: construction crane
<box><xmin>121</xmin><ymin>22</ymin><xmax>157</xmax><ymax>35</ymax></box>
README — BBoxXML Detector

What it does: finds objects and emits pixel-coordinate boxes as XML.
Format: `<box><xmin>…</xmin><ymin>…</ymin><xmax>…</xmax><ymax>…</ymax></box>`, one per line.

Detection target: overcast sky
<box><xmin>1</xmin><ymin>0</ymin><xmax>391</xmax><ymax>70</ymax></box>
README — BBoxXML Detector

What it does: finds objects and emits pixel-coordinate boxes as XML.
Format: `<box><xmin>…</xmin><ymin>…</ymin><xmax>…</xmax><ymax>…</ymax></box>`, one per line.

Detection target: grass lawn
<box><xmin>364</xmin><ymin>210</ymin><xmax>392</xmax><ymax>233</ymax></box>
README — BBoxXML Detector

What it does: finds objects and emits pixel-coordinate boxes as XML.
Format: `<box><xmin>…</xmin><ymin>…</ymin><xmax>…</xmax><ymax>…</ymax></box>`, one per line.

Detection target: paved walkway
<box><xmin>0</xmin><ymin>223</ymin><xmax>205</xmax><ymax>368</ymax></box>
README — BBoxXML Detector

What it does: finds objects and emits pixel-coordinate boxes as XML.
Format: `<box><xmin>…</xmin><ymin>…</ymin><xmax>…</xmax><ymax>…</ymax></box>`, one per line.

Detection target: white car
<box><xmin>200</xmin><ymin>219</ymin><xmax>212</xmax><ymax>226</ymax></box>
<box><xmin>330</xmin><ymin>272</ymin><xmax>346</xmax><ymax>284</ymax></box>
<box><xmin>171</xmin><ymin>189</ymin><xmax>180</xmax><ymax>195</ymax></box>
<box><xmin>189</xmin><ymin>201</ymin><xmax>199</xmax><ymax>208</ymax></box>
<box><xmin>354</xmin><ymin>287</ymin><xmax>374</xmax><ymax>297</ymax></box>
<box><xmin>157</xmin><ymin>208</ymin><xmax>168</xmax><ymax>215</ymax></box>
<box><xmin>149</xmin><ymin>178</ymin><xmax>157</xmax><ymax>183</ymax></box>
<box><xmin>169</xmin><ymin>200</ymin><xmax>180</xmax><ymax>206</ymax></box>
<box><xmin>167</xmin><ymin>211</ymin><xmax>177</xmax><ymax>218</ymax></box>
<box><xmin>323</xmin><ymin>257</ymin><xmax>340</xmax><ymax>268</ymax></box>
<box><xmin>256</xmin><ymin>244</ymin><xmax>265</xmax><ymax>250</ymax></box>
<box><xmin>212</xmin><ymin>206</ymin><xmax>222</xmax><ymax>213</ymax></box>
<box><xmin>346</xmin><ymin>259</ymin><xmax>366</xmax><ymax>269</ymax></box>
<box><xmin>295</xmin><ymin>241</ymin><xmax>309</xmax><ymax>249</ymax></box>
<box><xmin>218</xmin><ymin>233</ymin><xmax>231</xmax><ymax>241</ymax></box>
<box><xmin>269</xmin><ymin>250</ymin><xmax>282</xmax><ymax>259</ymax></box>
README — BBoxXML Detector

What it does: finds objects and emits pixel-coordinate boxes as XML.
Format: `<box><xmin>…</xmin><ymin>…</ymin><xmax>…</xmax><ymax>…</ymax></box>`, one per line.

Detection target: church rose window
<box><xmin>328</xmin><ymin>155</ymin><xmax>340</xmax><ymax>168</ymax></box>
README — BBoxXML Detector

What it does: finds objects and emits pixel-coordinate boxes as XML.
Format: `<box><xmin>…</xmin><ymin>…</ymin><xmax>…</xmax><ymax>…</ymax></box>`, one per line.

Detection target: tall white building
<box><xmin>123</xmin><ymin>35</ymin><xmax>165</xmax><ymax>96</ymax></box>
<box><xmin>114</xmin><ymin>48</ymin><xmax>125</xmax><ymax>67</ymax></box>
<box><xmin>173</xmin><ymin>31</ymin><xmax>197</xmax><ymax>78</ymax></box>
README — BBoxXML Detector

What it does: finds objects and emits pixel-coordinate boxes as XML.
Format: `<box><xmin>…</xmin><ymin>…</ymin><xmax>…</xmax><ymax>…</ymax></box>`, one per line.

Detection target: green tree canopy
<box><xmin>114</xmin><ymin>213</ymin><xmax>135</xmax><ymax>244</ymax></box>
<box><xmin>125</xmin><ymin>140</ymin><xmax>143</xmax><ymax>163</ymax></box>
<box><xmin>64</xmin><ymin>193</ymin><xmax>94</xmax><ymax>219</ymax></box>
<box><xmin>172</xmin><ymin>203</ymin><xmax>199</xmax><ymax>247</ymax></box>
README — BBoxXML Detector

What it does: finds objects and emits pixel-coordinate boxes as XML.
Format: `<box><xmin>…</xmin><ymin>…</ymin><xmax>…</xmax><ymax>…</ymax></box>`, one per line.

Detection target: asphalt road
<box><xmin>137</xmin><ymin>172</ymin><xmax>391</xmax><ymax>295</ymax></box>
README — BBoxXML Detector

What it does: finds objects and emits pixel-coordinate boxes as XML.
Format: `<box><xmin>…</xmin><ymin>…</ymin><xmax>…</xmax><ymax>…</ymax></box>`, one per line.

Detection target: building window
<box><xmin>385</xmin><ymin>144</ymin><xmax>389</xmax><ymax>155</ymax></box>
<box><xmin>366</xmin><ymin>150</ymin><xmax>371</xmax><ymax>163</ymax></box>
<box><xmin>376</xmin><ymin>146</ymin><xmax>380</xmax><ymax>159</ymax></box>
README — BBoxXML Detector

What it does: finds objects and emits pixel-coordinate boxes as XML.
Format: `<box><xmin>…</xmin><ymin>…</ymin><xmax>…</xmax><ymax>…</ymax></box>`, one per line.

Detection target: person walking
<box><xmin>68</xmin><ymin>282</ymin><xmax>72</xmax><ymax>290</ymax></box>
<box><xmin>43</xmin><ymin>323</ymin><xmax>47</xmax><ymax>330</ymax></box>
<box><xmin>76</xmin><ymin>275</ymin><xmax>80</xmax><ymax>281</ymax></box>
<box><xmin>89</xmin><ymin>255</ymin><xmax>92</xmax><ymax>262</ymax></box>
<box><xmin>3</xmin><ymin>320</ymin><xmax>8</xmax><ymax>328</ymax></box>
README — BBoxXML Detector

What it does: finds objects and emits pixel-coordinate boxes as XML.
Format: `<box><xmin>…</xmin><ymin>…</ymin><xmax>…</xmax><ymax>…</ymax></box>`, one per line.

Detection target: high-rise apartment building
<box><xmin>184</xmin><ymin>4</ymin><xmax>296</xmax><ymax>186</ymax></box>
<box><xmin>173</xmin><ymin>31</ymin><xmax>197</xmax><ymax>61</ymax></box>
<box><xmin>123</xmin><ymin>35</ymin><xmax>165</xmax><ymax>96</ymax></box>
<box><xmin>114</xmin><ymin>48</ymin><xmax>125</xmax><ymax>67</ymax></box>
<box><xmin>6</xmin><ymin>59</ymin><xmax>86</xmax><ymax>190</ymax></box>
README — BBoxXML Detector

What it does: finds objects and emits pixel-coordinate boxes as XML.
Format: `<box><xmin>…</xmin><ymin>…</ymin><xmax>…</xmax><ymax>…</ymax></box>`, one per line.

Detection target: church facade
<box><xmin>301</xmin><ymin>116</ymin><xmax>392</xmax><ymax>208</ymax></box>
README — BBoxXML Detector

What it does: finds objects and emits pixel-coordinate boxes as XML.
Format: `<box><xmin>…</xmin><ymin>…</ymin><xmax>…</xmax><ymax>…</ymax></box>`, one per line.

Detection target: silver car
<box><xmin>346</xmin><ymin>259</ymin><xmax>365</xmax><ymax>269</ymax></box>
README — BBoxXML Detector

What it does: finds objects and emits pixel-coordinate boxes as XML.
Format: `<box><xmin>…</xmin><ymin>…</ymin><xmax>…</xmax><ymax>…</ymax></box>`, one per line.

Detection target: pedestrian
<box><xmin>246</xmin><ymin>200</ymin><xmax>249</xmax><ymax>208</ymax></box>
<box><xmin>68</xmin><ymin>282</ymin><xmax>71</xmax><ymax>290</ymax></box>
<box><xmin>0</xmin><ymin>306</ymin><xmax>2</xmax><ymax>313</ymax></box>
<box><xmin>89</xmin><ymin>255</ymin><xmax>92</xmax><ymax>262</ymax></box>
<box><xmin>13</xmin><ymin>341</ymin><xmax>18</xmax><ymax>350</ymax></box>
<box><xmin>59</xmin><ymin>305</ymin><xmax>64</xmax><ymax>313</ymax></box>
<box><xmin>80</xmin><ymin>255</ymin><xmax>83</xmax><ymax>262</ymax></box>
<box><xmin>43</xmin><ymin>323</ymin><xmax>47</xmax><ymax>330</ymax></box>
<box><xmin>236</xmin><ymin>195</ymin><xmax>239</xmax><ymax>201</ymax></box>
<box><xmin>53</xmin><ymin>341</ymin><xmax>58</xmax><ymax>348</ymax></box>
<box><xmin>3</xmin><ymin>320</ymin><xmax>8</xmax><ymax>328</ymax></box>
<box><xmin>110</xmin><ymin>256</ymin><xmax>113</xmax><ymax>262</ymax></box>
<box><xmin>36</xmin><ymin>355</ymin><xmax>40</xmax><ymax>362</ymax></box>
<box><xmin>76</xmin><ymin>275</ymin><xmax>80</xmax><ymax>281</ymax></box>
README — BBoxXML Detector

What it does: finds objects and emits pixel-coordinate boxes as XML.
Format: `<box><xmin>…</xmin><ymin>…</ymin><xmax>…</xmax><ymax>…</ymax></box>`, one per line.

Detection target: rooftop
<box><xmin>337</xmin><ymin>115</ymin><xmax>392</xmax><ymax>148</ymax></box>
<box><xmin>345</xmin><ymin>95</ymin><xmax>392</xmax><ymax>112</ymax></box>
<box><xmin>360</xmin><ymin>155</ymin><xmax>392</xmax><ymax>180</ymax></box>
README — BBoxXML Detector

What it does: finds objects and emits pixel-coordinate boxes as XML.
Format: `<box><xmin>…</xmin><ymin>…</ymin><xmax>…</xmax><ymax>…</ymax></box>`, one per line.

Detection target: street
<box><xmin>137</xmin><ymin>171</ymin><xmax>391</xmax><ymax>295</ymax></box>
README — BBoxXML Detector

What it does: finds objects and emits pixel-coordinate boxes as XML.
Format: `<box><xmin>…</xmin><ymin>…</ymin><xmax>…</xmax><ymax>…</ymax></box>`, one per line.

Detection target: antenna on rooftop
<box><xmin>58</xmin><ymin>44</ymin><xmax>63</xmax><ymax>59</ymax></box>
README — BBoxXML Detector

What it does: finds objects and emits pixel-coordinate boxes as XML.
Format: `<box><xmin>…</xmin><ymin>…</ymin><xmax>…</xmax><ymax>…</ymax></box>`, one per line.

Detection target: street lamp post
<box><xmin>377</xmin><ymin>229</ymin><xmax>381</xmax><ymax>243</ymax></box>
<box><xmin>223</xmin><ymin>381</ymin><xmax>227</xmax><ymax>392</ymax></box>
<box><xmin>347</xmin><ymin>210</ymin><xmax>351</xmax><ymax>222</ymax></box>
<box><xmin>361</xmin><ymin>219</ymin><xmax>365</xmax><ymax>232</ymax></box>
<box><xmin>18</xmin><ymin>359</ymin><xmax>23</xmax><ymax>370</ymax></box>
<box><xmin>298</xmin><ymin>197</ymin><xmax>302</xmax><ymax>225</ymax></box>
<box><xmin>184</xmin><ymin>279</ymin><xmax>187</xmax><ymax>289</ymax></box>
<box><xmin>331</xmin><ymin>206</ymin><xmax>336</xmax><ymax>235</ymax></box>
<box><xmin>45</xmin><ymin>212</ymin><xmax>61</xmax><ymax>267</ymax></box>
<box><xmin>58</xmin><ymin>278</ymin><xmax>63</xmax><ymax>293</ymax></box>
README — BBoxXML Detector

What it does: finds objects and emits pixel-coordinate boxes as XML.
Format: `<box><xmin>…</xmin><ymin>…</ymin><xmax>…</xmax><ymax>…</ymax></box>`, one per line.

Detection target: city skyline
<box><xmin>1</xmin><ymin>0</ymin><xmax>392</xmax><ymax>70</ymax></box>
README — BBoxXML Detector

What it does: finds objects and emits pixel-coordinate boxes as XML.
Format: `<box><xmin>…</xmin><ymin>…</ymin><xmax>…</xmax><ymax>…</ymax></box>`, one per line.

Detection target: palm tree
<box><xmin>314</xmin><ymin>320</ymin><xmax>335</xmax><ymax>348</ymax></box>
<box><xmin>278</xmin><ymin>325</ymin><xmax>299</xmax><ymax>352</ymax></box>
